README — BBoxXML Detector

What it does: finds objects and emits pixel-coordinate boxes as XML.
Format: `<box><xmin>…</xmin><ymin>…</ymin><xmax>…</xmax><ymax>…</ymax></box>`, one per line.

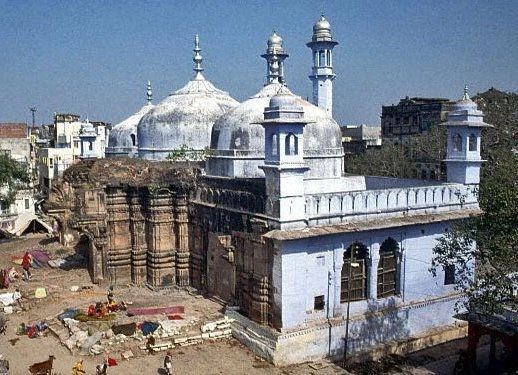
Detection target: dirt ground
<box><xmin>0</xmin><ymin>234</ymin><xmax>503</xmax><ymax>375</ymax></box>
<box><xmin>0</xmin><ymin>234</ymin><xmax>347</xmax><ymax>374</ymax></box>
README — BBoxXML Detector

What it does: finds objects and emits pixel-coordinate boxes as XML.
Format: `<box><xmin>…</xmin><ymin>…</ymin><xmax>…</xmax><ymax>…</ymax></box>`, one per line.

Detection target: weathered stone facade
<box><xmin>46</xmin><ymin>158</ymin><xmax>277</xmax><ymax>328</ymax></box>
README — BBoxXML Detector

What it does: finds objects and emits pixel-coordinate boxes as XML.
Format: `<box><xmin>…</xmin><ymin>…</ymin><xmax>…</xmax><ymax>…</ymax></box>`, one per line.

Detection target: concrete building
<box><xmin>341</xmin><ymin>124</ymin><xmax>382</xmax><ymax>155</ymax></box>
<box><xmin>37</xmin><ymin>147</ymin><xmax>75</xmax><ymax>195</ymax></box>
<box><xmin>54</xmin><ymin>113</ymin><xmax>109</xmax><ymax>159</ymax></box>
<box><xmin>45</xmin><ymin>17</ymin><xmax>490</xmax><ymax>366</ymax></box>
<box><xmin>381</xmin><ymin>97</ymin><xmax>454</xmax><ymax>143</ymax></box>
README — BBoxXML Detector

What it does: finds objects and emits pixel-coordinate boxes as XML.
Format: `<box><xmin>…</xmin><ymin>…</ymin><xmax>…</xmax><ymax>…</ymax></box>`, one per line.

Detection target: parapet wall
<box><xmin>305</xmin><ymin>183</ymin><xmax>478</xmax><ymax>226</ymax></box>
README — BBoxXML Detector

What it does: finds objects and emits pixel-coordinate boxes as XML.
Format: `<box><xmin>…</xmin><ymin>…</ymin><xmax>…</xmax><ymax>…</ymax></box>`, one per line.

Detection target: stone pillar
<box><xmin>129</xmin><ymin>189</ymin><xmax>147</xmax><ymax>285</ymax></box>
<box><xmin>174</xmin><ymin>193</ymin><xmax>190</xmax><ymax>286</ymax></box>
<box><xmin>368</xmin><ymin>243</ymin><xmax>380</xmax><ymax>300</ymax></box>
<box><xmin>333</xmin><ymin>248</ymin><xmax>344</xmax><ymax>317</ymax></box>
<box><xmin>106</xmin><ymin>188</ymin><xmax>132</xmax><ymax>285</ymax></box>
<box><xmin>188</xmin><ymin>215</ymin><xmax>205</xmax><ymax>289</ymax></box>
<box><xmin>249</xmin><ymin>275</ymin><xmax>269</xmax><ymax>325</ymax></box>
<box><xmin>146</xmin><ymin>191</ymin><xmax>175</xmax><ymax>287</ymax></box>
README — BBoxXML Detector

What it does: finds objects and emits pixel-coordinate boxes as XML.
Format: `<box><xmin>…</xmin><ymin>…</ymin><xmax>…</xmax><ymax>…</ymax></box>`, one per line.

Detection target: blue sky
<box><xmin>0</xmin><ymin>0</ymin><xmax>516</xmax><ymax>126</ymax></box>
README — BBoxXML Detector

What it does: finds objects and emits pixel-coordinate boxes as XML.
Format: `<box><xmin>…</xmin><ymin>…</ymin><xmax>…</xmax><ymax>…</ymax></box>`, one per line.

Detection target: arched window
<box><xmin>341</xmin><ymin>243</ymin><xmax>368</xmax><ymax>302</ymax></box>
<box><xmin>326</xmin><ymin>50</ymin><xmax>331</xmax><ymax>66</ymax></box>
<box><xmin>271</xmin><ymin>133</ymin><xmax>278</xmax><ymax>156</ymax></box>
<box><xmin>130</xmin><ymin>133</ymin><xmax>136</xmax><ymax>147</ymax></box>
<box><xmin>377</xmin><ymin>238</ymin><xmax>399</xmax><ymax>298</ymax></box>
<box><xmin>88</xmin><ymin>141</ymin><xmax>93</xmax><ymax>151</ymax></box>
<box><xmin>285</xmin><ymin>133</ymin><xmax>298</xmax><ymax>155</ymax></box>
<box><xmin>319</xmin><ymin>50</ymin><xmax>325</xmax><ymax>66</ymax></box>
<box><xmin>421</xmin><ymin>169</ymin><xmax>427</xmax><ymax>180</ymax></box>
<box><xmin>453</xmin><ymin>133</ymin><xmax>462</xmax><ymax>151</ymax></box>
<box><xmin>468</xmin><ymin>134</ymin><xmax>477</xmax><ymax>151</ymax></box>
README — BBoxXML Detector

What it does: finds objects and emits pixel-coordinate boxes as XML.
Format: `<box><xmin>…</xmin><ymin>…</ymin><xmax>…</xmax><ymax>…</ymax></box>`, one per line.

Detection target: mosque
<box><xmin>51</xmin><ymin>16</ymin><xmax>490</xmax><ymax>364</ymax></box>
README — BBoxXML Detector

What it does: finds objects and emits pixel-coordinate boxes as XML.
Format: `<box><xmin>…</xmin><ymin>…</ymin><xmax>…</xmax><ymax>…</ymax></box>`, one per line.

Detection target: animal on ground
<box><xmin>28</xmin><ymin>355</ymin><xmax>55</xmax><ymax>375</ymax></box>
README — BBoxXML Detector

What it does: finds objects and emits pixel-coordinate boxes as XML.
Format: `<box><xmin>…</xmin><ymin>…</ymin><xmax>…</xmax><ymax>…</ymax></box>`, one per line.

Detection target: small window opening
<box><xmin>130</xmin><ymin>133</ymin><xmax>136</xmax><ymax>147</ymax></box>
<box><xmin>271</xmin><ymin>133</ymin><xmax>278</xmax><ymax>156</ymax></box>
<box><xmin>285</xmin><ymin>132</ymin><xmax>298</xmax><ymax>155</ymax></box>
<box><xmin>453</xmin><ymin>133</ymin><xmax>462</xmax><ymax>151</ymax></box>
<box><xmin>444</xmin><ymin>264</ymin><xmax>455</xmax><ymax>285</ymax></box>
<box><xmin>468</xmin><ymin>134</ymin><xmax>477</xmax><ymax>151</ymax></box>
<box><xmin>314</xmin><ymin>295</ymin><xmax>325</xmax><ymax>310</ymax></box>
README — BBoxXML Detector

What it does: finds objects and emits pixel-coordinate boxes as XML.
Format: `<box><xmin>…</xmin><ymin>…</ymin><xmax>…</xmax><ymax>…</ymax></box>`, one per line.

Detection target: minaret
<box><xmin>146</xmin><ymin>81</ymin><xmax>153</xmax><ymax>105</ymax></box>
<box><xmin>193</xmin><ymin>34</ymin><xmax>204</xmax><ymax>80</ymax></box>
<box><xmin>442</xmin><ymin>86</ymin><xmax>492</xmax><ymax>185</ymax></box>
<box><xmin>307</xmin><ymin>15</ymin><xmax>338</xmax><ymax>116</ymax></box>
<box><xmin>259</xmin><ymin>88</ymin><xmax>309</xmax><ymax>230</ymax></box>
<box><xmin>261</xmin><ymin>32</ymin><xmax>289</xmax><ymax>85</ymax></box>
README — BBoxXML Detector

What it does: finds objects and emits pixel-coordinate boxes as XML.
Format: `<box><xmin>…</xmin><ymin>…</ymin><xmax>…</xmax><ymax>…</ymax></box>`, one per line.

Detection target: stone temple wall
<box><xmin>46</xmin><ymin>160</ymin><xmax>275</xmax><ymax>327</ymax></box>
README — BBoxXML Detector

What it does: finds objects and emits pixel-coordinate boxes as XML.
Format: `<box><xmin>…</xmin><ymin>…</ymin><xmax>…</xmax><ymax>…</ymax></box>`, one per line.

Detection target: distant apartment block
<box><xmin>381</xmin><ymin>97</ymin><xmax>454</xmax><ymax>142</ymax></box>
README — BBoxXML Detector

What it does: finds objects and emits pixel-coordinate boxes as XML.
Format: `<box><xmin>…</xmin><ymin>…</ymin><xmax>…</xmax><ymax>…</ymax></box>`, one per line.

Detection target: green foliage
<box><xmin>345</xmin><ymin>126</ymin><xmax>446</xmax><ymax>178</ymax></box>
<box><xmin>166</xmin><ymin>144</ymin><xmax>213</xmax><ymax>162</ymax></box>
<box><xmin>430</xmin><ymin>89</ymin><xmax>518</xmax><ymax>314</ymax></box>
<box><xmin>0</xmin><ymin>153</ymin><xmax>30</xmax><ymax>205</ymax></box>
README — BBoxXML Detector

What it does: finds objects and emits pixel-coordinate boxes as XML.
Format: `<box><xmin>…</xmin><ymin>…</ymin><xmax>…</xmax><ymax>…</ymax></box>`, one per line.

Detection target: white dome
<box><xmin>106</xmin><ymin>103</ymin><xmax>153</xmax><ymax>157</ymax></box>
<box><xmin>208</xmin><ymin>83</ymin><xmax>343</xmax><ymax>179</ymax></box>
<box><xmin>211</xmin><ymin>83</ymin><xmax>342</xmax><ymax>153</ymax></box>
<box><xmin>137</xmin><ymin>78</ymin><xmax>238</xmax><ymax>160</ymax></box>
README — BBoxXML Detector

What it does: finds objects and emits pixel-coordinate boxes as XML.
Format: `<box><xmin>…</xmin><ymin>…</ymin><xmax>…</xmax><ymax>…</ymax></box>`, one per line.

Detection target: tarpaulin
<box><xmin>140</xmin><ymin>321</ymin><xmax>159</xmax><ymax>336</ymax></box>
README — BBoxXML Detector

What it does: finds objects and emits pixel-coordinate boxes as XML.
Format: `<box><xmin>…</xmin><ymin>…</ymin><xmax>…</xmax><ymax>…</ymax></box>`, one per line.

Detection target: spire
<box><xmin>146</xmin><ymin>81</ymin><xmax>153</xmax><ymax>105</ymax></box>
<box><xmin>193</xmin><ymin>34</ymin><xmax>204</xmax><ymax>80</ymax></box>
<box><xmin>462</xmin><ymin>85</ymin><xmax>470</xmax><ymax>101</ymax></box>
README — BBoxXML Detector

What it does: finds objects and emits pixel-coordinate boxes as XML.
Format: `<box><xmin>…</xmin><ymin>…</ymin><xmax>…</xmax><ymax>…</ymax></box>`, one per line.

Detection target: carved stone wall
<box><xmin>47</xmin><ymin>161</ymin><xmax>275</xmax><ymax>326</ymax></box>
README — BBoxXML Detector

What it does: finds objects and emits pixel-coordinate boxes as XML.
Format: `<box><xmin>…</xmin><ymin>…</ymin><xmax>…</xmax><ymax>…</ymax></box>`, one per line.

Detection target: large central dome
<box><xmin>137</xmin><ymin>36</ymin><xmax>238</xmax><ymax>160</ymax></box>
<box><xmin>207</xmin><ymin>83</ymin><xmax>342</xmax><ymax>178</ymax></box>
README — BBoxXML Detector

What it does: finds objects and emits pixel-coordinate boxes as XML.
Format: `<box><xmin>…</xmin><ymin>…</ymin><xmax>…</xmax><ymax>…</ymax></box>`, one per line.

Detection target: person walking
<box><xmin>21</xmin><ymin>252</ymin><xmax>32</xmax><ymax>281</ymax></box>
<box><xmin>72</xmin><ymin>359</ymin><xmax>86</xmax><ymax>375</ymax></box>
<box><xmin>163</xmin><ymin>351</ymin><xmax>173</xmax><ymax>375</ymax></box>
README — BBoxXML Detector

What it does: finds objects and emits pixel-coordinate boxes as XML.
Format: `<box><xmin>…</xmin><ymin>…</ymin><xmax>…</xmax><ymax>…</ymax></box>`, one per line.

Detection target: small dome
<box><xmin>137</xmin><ymin>78</ymin><xmax>238</xmax><ymax>160</ymax></box>
<box><xmin>266</xmin><ymin>32</ymin><xmax>285</xmax><ymax>54</ymax></box>
<box><xmin>311</xmin><ymin>15</ymin><xmax>333</xmax><ymax>41</ymax></box>
<box><xmin>268</xmin><ymin>32</ymin><xmax>283</xmax><ymax>46</ymax></box>
<box><xmin>106</xmin><ymin>103</ymin><xmax>153</xmax><ymax>157</ymax></box>
<box><xmin>268</xmin><ymin>87</ymin><xmax>298</xmax><ymax>109</ymax></box>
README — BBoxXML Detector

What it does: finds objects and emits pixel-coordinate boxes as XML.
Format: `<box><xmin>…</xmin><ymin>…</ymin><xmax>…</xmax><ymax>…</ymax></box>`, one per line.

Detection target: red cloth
<box><xmin>21</xmin><ymin>253</ymin><xmax>31</xmax><ymax>269</ymax></box>
<box><xmin>107</xmin><ymin>357</ymin><xmax>117</xmax><ymax>366</ymax></box>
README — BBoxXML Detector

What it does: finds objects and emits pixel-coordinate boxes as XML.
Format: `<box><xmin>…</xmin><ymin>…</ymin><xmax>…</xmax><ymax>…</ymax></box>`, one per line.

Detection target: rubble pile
<box><xmin>141</xmin><ymin>316</ymin><xmax>234</xmax><ymax>353</ymax></box>
<box><xmin>48</xmin><ymin>305</ymin><xmax>234</xmax><ymax>357</ymax></box>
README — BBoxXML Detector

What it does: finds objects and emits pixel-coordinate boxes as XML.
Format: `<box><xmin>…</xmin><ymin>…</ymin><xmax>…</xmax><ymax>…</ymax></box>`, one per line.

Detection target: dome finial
<box><xmin>462</xmin><ymin>85</ymin><xmax>470</xmax><ymax>100</ymax></box>
<box><xmin>193</xmin><ymin>34</ymin><xmax>204</xmax><ymax>80</ymax></box>
<box><xmin>146</xmin><ymin>81</ymin><xmax>153</xmax><ymax>105</ymax></box>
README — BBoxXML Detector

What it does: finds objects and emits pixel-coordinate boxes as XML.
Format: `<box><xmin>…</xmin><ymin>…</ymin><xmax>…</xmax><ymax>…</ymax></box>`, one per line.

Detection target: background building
<box><xmin>381</xmin><ymin>97</ymin><xmax>454</xmax><ymax>143</ymax></box>
<box><xmin>341</xmin><ymin>124</ymin><xmax>382</xmax><ymax>155</ymax></box>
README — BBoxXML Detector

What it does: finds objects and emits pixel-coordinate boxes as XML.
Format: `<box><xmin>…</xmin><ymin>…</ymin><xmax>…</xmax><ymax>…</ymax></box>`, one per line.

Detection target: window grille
<box><xmin>377</xmin><ymin>238</ymin><xmax>399</xmax><ymax>298</ymax></box>
<box><xmin>341</xmin><ymin>243</ymin><xmax>368</xmax><ymax>302</ymax></box>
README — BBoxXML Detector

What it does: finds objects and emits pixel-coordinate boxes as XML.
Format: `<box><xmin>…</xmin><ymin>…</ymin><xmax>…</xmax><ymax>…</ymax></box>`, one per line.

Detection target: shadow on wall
<box><xmin>348</xmin><ymin>298</ymin><xmax>410</xmax><ymax>354</ymax></box>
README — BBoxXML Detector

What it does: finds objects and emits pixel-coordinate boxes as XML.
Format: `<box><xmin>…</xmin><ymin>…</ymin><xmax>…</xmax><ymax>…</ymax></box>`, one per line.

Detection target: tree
<box><xmin>430</xmin><ymin>151</ymin><xmax>518</xmax><ymax>313</ymax></box>
<box><xmin>166</xmin><ymin>144</ymin><xmax>213</xmax><ymax>162</ymax></box>
<box><xmin>0</xmin><ymin>153</ymin><xmax>30</xmax><ymax>205</ymax></box>
<box><xmin>431</xmin><ymin>89</ymin><xmax>518</xmax><ymax>314</ymax></box>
